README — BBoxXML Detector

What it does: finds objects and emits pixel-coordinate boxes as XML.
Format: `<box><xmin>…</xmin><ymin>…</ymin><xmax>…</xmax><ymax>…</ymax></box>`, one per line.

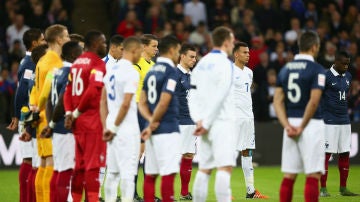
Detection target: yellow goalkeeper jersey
<box><xmin>134</xmin><ymin>57</ymin><xmax>155</xmax><ymax>102</ymax></box>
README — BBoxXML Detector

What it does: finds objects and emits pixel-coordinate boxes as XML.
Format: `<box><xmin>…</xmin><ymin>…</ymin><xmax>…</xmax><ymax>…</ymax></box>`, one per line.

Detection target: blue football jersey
<box><xmin>322</xmin><ymin>67</ymin><xmax>351</xmax><ymax>124</ymax></box>
<box><xmin>51</xmin><ymin>65</ymin><xmax>71</xmax><ymax>134</ymax></box>
<box><xmin>143</xmin><ymin>57</ymin><xmax>179</xmax><ymax>135</ymax></box>
<box><xmin>276</xmin><ymin>54</ymin><xmax>326</xmax><ymax>119</ymax></box>
<box><xmin>175</xmin><ymin>65</ymin><xmax>194</xmax><ymax>125</ymax></box>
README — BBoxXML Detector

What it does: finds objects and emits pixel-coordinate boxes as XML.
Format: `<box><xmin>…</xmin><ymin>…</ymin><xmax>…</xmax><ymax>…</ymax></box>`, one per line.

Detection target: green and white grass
<box><xmin>0</xmin><ymin>165</ymin><xmax>359</xmax><ymax>201</ymax></box>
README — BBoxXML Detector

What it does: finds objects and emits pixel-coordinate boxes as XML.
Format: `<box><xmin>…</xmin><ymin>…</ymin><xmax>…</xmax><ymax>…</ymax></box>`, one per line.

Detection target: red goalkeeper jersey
<box><xmin>64</xmin><ymin>52</ymin><xmax>106</xmax><ymax>132</ymax></box>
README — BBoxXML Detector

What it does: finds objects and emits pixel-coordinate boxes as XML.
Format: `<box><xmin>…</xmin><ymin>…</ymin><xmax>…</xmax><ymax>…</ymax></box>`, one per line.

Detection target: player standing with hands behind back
<box><xmin>274</xmin><ymin>31</ymin><xmax>326</xmax><ymax>202</ymax></box>
<box><xmin>138</xmin><ymin>35</ymin><xmax>181</xmax><ymax>202</ymax></box>
<box><xmin>188</xmin><ymin>26</ymin><xmax>236</xmax><ymax>202</ymax></box>
<box><xmin>320</xmin><ymin>51</ymin><xmax>358</xmax><ymax>197</ymax></box>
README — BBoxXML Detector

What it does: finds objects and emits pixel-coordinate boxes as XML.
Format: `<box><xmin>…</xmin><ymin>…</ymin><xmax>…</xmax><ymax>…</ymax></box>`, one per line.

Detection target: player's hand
<box><xmin>19</xmin><ymin>131</ymin><xmax>32</xmax><ymax>142</ymax></box>
<box><xmin>286</xmin><ymin>125</ymin><xmax>302</xmax><ymax>139</ymax></box>
<box><xmin>194</xmin><ymin>121</ymin><xmax>208</xmax><ymax>136</ymax></box>
<box><xmin>103</xmin><ymin>129</ymin><xmax>115</xmax><ymax>142</ymax></box>
<box><xmin>141</xmin><ymin>127</ymin><xmax>152</xmax><ymax>141</ymax></box>
<box><xmin>40</xmin><ymin>126</ymin><xmax>53</xmax><ymax>138</ymax></box>
<box><xmin>6</xmin><ymin>117</ymin><xmax>19</xmax><ymax>131</ymax></box>
<box><xmin>149</xmin><ymin>121</ymin><xmax>159</xmax><ymax>131</ymax></box>
<box><xmin>64</xmin><ymin>115</ymin><xmax>73</xmax><ymax>130</ymax></box>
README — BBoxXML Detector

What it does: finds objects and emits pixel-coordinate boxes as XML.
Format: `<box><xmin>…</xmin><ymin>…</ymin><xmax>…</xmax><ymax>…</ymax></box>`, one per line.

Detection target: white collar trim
<box><xmin>294</xmin><ymin>54</ymin><xmax>314</xmax><ymax>62</ymax></box>
<box><xmin>157</xmin><ymin>57</ymin><xmax>175</xmax><ymax>67</ymax></box>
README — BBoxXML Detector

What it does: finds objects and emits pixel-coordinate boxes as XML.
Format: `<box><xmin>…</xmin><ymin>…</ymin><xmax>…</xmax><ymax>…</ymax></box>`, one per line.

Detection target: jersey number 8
<box><xmin>147</xmin><ymin>75</ymin><xmax>157</xmax><ymax>104</ymax></box>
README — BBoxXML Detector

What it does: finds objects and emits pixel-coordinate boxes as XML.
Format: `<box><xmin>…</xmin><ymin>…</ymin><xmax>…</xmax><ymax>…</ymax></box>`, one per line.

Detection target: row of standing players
<box><xmin>7</xmin><ymin>24</ymin><xmax>358</xmax><ymax>202</ymax></box>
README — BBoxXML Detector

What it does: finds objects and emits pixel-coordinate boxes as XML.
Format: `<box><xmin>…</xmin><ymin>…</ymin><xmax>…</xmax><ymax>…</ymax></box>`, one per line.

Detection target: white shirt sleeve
<box><xmin>124</xmin><ymin>69</ymin><xmax>139</xmax><ymax>93</ymax></box>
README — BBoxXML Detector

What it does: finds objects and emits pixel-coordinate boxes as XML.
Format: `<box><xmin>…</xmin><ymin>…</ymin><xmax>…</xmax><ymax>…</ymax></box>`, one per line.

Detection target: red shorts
<box><xmin>74</xmin><ymin>131</ymin><xmax>106</xmax><ymax>171</ymax></box>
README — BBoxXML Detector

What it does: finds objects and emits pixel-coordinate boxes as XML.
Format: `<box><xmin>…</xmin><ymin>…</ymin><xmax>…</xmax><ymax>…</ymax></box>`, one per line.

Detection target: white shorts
<box><xmin>32</xmin><ymin>138</ymin><xmax>40</xmax><ymax>168</ymax></box>
<box><xmin>52</xmin><ymin>133</ymin><xmax>75</xmax><ymax>171</ymax></box>
<box><xmin>20</xmin><ymin>139</ymin><xmax>33</xmax><ymax>159</ymax></box>
<box><xmin>236</xmin><ymin>118</ymin><xmax>255</xmax><ymax>151</ymax></box>
<box><xmin>198</xmin><ymin>120</ymin><xmax>238</xmax><ymax>170</ymax></box>
<box><xmin>179</xmin><ymin>125</ymin><xmax>197</xmax><ymax>154</ymax></box>
<box><xmin>106</xmin><ymin>124</ymin><xmax>140</xmax><ymax>179</ymax></box>
<box><xmin>281</xmin><ymin>118</ymin><xmax>325</xmax><ymax>175</ymax></box>
<box><xmin>324</xmin><ymin>124</ymin><xmax>351</xmax><ymax>153</ymax></box>
<box><xmin>145</xmin><ymin>132</ymin><xmax>181</xmax><ymax>176</ymax></box>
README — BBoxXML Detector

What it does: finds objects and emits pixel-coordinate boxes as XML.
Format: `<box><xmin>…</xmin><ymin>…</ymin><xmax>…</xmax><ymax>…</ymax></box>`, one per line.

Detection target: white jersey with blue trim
<box><xmin>102</xmin><ymin>54</ymin><xmax>119</xmax><ymax>73</ymax></box>
<box><xmin>233</xmin><ymin>64</ymin><xmax>254</xmax><ymax>119</ymax></box>
<box><xmin>103</xmin><ymin>58</ymin><xmax>139</xmax><ymax>126</ymax></box>
<box><xmin>189</xmin><ymin>49</ymin><xmax>236</xmax><ymax>129</ymax></box>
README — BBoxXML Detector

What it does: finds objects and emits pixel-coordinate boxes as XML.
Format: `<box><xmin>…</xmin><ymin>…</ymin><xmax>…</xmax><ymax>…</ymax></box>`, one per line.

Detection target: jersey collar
<box><xmin>294</xmin><ymin>54</ymin><xmax>314</xmax><ymax>62</ymax></box>
<box><xmin>177</xmin><ymin>64</ymin><xmax>191</xmax><ymax>74</ymax></box>
<box><xmin>108</xmin><ymin>54</ymin><xmax>118</xmax><ymax>62</ymax></box>
<box><xmin>26</xmin><ymin>51</ymin><xmax>31</xmax><ymax>56</ymax></box>
<box><xmin>63</xmin><ymin>61</ymin><xmax>72</xmax><ymax>67</ymax></box>
<box><xmin>330</xmin><ymin>65</ymin><xmax>345</xmax><ymax>77</ymax></box>
<box><xmin>157</xmin><ymin>57</ymin><xmax>175</xmax><ymax>67</ymax></box>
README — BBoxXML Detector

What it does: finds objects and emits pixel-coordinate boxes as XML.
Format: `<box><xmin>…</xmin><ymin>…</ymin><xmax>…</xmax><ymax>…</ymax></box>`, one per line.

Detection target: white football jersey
<box><xmin>233</xmin><ymin>64</ymin><xmax>254</xmax><ymax>119</ymax></box>
<box><xmin>103</xmin><ymin>58</ymin><xmax>139</xmax><ymax>126</ymax></box>
<box><xmin>103</xmin><ymin>54</ymin><xmax>119</xmax><ymax>72</ymax></box>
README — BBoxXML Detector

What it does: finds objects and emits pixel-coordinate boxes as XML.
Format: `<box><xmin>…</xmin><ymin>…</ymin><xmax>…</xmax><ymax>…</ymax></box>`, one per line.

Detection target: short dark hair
<box><xmin>158</xmin><ymin>35</ymin><xmax>180</xmax><ymax>55</ymax></box>
<box><xmin>212</xmin><ymin>26</ymin><xmax>232</xmax><ymax>47</ymax></box>
<box><xmin>180</xmin><ymin>43</ymin><xmax>196</xmax><ymax>55</ymax></box>
<box><xmin>31</xmin><ymin>44</ymin><xmax>48</xmax><ymax>64</ymax></box>
<box><xmin>233</xmin><ymin>41</ymin><xmax>248</xmax><ymax>54</ymax></box>
<box><xmin>45</xmin><ymin>24</ymin><xmax>67</xmax><ymax>43</ymax></box>
<box><xmin>23</xmin><ymin>28</ymin><xmax>42</xmax><ymax>50</ymax></box>
<box><xmin>70</xmin><ymin>33</ymin><xmax>84</xmax><ymax>43</ymax></box>
<box><xmin>109</xmin><ymin>34</ymin><xmax>124</xmax><ymax>46</ymax></box>
<box><xmin>140</xmin><ymin>34</ymin><xmax>158</xmax><ymax>45</ymax></box>
<box><xmin>61</xmin><ymin>41</ymin><xmax>82</xmax><ymax>62</ymax></box>
<box><xmin>298</xmin><ymin>31</ymin><xmax>320</xmax><ymax>52</ymax></box>
<box><xmin>84</xmin><ymin>30</ymin><xmax>103</xmax><ymax>48</ymax></box>
<box><xmin>122</xmin><ymin>36</ymin><xmax>141</xmax><ymax>51</ymax></box>
<box><xmin>335</xmin><ymin>51</ymin><xmax>350</xmax><ymax>60</ymax></box>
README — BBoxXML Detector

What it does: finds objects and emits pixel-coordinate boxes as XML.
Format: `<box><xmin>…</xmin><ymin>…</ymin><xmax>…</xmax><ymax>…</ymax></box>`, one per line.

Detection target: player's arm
<box><xmin>99</xmin><ymin>87</ymin><xmax>108</xmax><ymax>129</ymax></box>
<box><xmin>138</xmin><ymin>90</ymin><xmax>152</xmax><ymax>121</ymax></box>
<box><xmin>29</xmin><ymin>84</ymin><xmax>38</xmax><ymax>110</ymax></box>
<box><xmin>64</xmin><ymin>73</ymin><xmax>74</xmax><ymax>129</ymax></box>
<box><xmin>298</xmin><ymin>89</ymin><xmax>323</xmax><ymax>132</ymax></box>
<box><xmin>38</xmin><ymin>71</ymin><xmax>54</xmax><ymax>111</ymax></box>
<box><xmin>73</xmin><ymin>69</ymin><xmax>104</xmax><ymax>118</ymax></box>
<box><xmin>41</xmin><ymin>90</ymin><xmax>54</xmax><ymax>138</ymax></box>
<box><xmin>273</xmin><ymin>87</ymin><xmax>288</xmax><ymax>127</ymax></box>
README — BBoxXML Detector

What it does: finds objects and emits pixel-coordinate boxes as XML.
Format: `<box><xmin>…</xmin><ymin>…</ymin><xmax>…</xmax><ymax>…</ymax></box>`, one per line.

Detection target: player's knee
<box><xmin>241</xmin><ymin>149</ymin><xmax>252</xmax><ymax>157</ymax></box>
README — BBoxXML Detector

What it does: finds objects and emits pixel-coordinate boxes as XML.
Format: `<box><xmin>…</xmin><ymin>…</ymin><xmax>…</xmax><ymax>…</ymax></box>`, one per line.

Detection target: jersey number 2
<box><xmin>287</xmin><ymin>73</ymin><xmax>301</xmax><ymax>103</ymax></box>
<box><xmin>147</xmin><ymin>75</ymin><xmax>157</xmax><ymax>104</ymax></box>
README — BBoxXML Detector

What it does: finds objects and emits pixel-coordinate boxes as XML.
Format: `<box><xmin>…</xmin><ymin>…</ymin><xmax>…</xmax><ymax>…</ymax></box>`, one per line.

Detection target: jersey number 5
<box><xmin>147</xmin><ymin>75</ymin><xmax>157</xmax><ymax>104</ymax></box>
<box><xmin>71</xmin><ymin>68</ymin><xmax>84</xmax><ymax>96</ymax></box>
<box><xmin>287</xmin><ymin>73</ymin><xmax>301</xmax><ymax>103</ymax></box>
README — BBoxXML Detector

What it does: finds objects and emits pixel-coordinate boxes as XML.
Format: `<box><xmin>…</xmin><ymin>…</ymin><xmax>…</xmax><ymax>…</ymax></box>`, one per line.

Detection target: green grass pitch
<box><xmin>0</xmin><ymin>165</ymin><xmax>359</xmax><ymax>201</ymax></box>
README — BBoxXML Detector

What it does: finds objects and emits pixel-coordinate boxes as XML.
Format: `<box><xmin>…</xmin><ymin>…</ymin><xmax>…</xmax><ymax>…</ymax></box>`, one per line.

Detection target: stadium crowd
<box><xmin>2</xmin><ymin>0</ymin><xmax>360</xmax><ymax>123</ymax></box>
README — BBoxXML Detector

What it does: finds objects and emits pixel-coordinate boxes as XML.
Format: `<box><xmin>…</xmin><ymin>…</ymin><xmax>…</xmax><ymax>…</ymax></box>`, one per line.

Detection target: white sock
<box><xmin>104</xmin><ymin>172</ymin><xmax>120</xmax><ymax>202</ymax></box>
<box><xmin>120</xmin><ymin>178</ymin><xmax>135</xmax><ymax>200</ymax></box>
<box><xmin>215</xmin><ymin>170</ymin><xmax>231</xmax><ymax>202</ymax></box>
<box><xmin>241</xmin><ymin>156</ymin><xmax>255</xmax><ymax>194</ymax></box>
<box><xmin>99</xmin><ymin>167</ymin><xmax>106</xmax><ymax>197</ymax></box>
<box><xmin>193</xmin><ymin>171</ymin><xmax>210</xmax><ymax>202</ymax></box>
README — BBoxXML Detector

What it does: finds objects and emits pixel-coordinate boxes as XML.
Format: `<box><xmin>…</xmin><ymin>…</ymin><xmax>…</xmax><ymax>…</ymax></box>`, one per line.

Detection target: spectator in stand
<box><xmin>270</xmin><ymin>42</ymin><xmax>287</xmax><ymax>73</ymax></box>
<box><xmin>318</xmin><ymin>41</ymin><xmax>337</xmax><ymax>69</ymax></box>
<box><xmin>167</xmin><ymin>2</ymin><xmax>185</xmax><ymax>24</ymax></box>
<box><xmin>329</xmin><ymin>11</ymin><xmax>347</xmax><ymax>36</ymax></box>
<box><xmin>189</xmin><ymin>21</ymin><xmax>208</xmax><ymax>47</ymax></box>
<box><xmin>144</xmin><ymin>5</ymin><xmax>165</xmax><ymax>35</ymax></box>
<box><xmin>0</xmin><ymin>68</ymin><xmax>16</xmax><ymax>123</ymax></box>
<box><xmin>255</xmin><ymin>0</ymin><xmax>279</xmax><ymax>33</ymax></box>
<box><xmin>6</xmin><ymin>11</ymin><xmax>29</xmax><ymax>53</ymax></box>
<box><xmin>248</xmin><ymin>36</ymin><xmax>267</xmax><ymax>70</ymax></box>
<box><xmin>348</xmin><ymin>80</ymin><xmax>360</xmax><ymax>122</ymax></box>
<box><xmin>28</xmin><ymin>2</ymin><xmax>50</xmax><ymax>30</ymax></box>
<box><xmin>253</xmin><ymin>52</ymin><xmax>273</xmax><ymax>121</ymax></box>
<box><xmin>116</xmin><ymin>10</ymin><xmax>142</xmax><ymax>38</ymax></box>
<box><xmin>8</xmin><ymin>39</ymin><xmax>24</xmax><ymax>64</ymax></box>
<box><xmin>184</xmin><ymin>0</ymin><xmax>207</xmax><ymax>27</ymax></box>
<box><xmin>279</xmin><ymin>0</ymin><xmax>297</xmax><ymax>32</ymax></box>
<box><xmin>207</xmin><ymin>0</ymin><xmax>230</xmax><ymax>30</ymax></box>
<box><xmin>174</xmin><ymin>21</ymin><xmax>189</xmax><ymax>42</ymax></box>
<box><xmin>230</xmin><ymin>0</ymin><xmax>248</xmax><ymax>27</ymax></box>
<box><xmin>343</xmin><ymin>5</ymin><xmax>358</xmax><ymax>31</ymax></box>
<box><xmin>304</xmin><ymin>1</ymin><xmax>318</xmax><ymax>24</ymax></box>
<box><xmin>266</xmin><ymin>69</ymin><xmax>277</xmax><ymax>120</ymax></box>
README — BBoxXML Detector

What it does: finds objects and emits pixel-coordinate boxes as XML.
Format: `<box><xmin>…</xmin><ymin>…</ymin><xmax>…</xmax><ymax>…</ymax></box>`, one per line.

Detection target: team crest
<box><xmin>346</xmin><ymin>80</ymin><xmax>350</xmax><ymax>85</ymax></box>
